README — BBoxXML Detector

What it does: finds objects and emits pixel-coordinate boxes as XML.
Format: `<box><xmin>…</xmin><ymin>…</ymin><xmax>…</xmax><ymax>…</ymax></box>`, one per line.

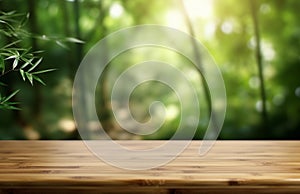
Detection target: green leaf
<box><xmin>32</xmin><ymin>50</ymin><xmax>44</xmax><ymax>54</ymax></box>
<box><xmin>65</xmin><ymin>37</ymin><xmax>85</xmax><ymax>44</ymax></box>
<box><xmin>32</xmin><ymin>75</ymin><xmax>45</xmax><ymax>85</ymax></box>
<box><xmin>25</xmin><ymin>72</ymin><xmax>33</xmax><ymax>85</ymax></box>
<box><xmin>31</xmin><ymin>68</ymin><xmax>56</xmax><ymax>75</ymax></box>
<box><xmin>19</xmin><ymin>69</ymin><xmax>25</xmax><ymax>81</ymax></box>
<box><xmin>0</xmin><ymin>56</ymin><xmax>4</xmax><ymax>73</ymax></box>
<box><xmin>2</xmin><ymin>11</ymin><xmax>17</xmax><ymax>16</ymax></box>
<box><xmin>0</xmin><ymin>40</ymin><xmax>21</xmax><ymax>49</ymax></box>
<box><xmin>6</xmin><ymin>55</ymin><xmax>17</xmax><ymax>60</ymax></box>
<box><xmin>20</xmin><ymin>13</ymin><xmax>29</xmax><ymax>27</ymax></box>
<box><xmin>0</xmin><ymin>103</ymin><xmax>21</xmax><ymax>110</ymax></box>
<box><xmin>12</xmin><ymin>57</ymin><xmax>18</xmax><ymax>69</ymax></box>
<box><xmin>55</xmin><ymin>40</ymin><xmax>68</xmax><ymax>49</ymax></box>
<box><xmin>7</xmin><ymin>106</ymin><xmax>21</xmax><ymax>110</ymax></box>
<box><xmin>21</xmin><ymin>58</ymin><xmax>34</xmax><ymax>69</ymax></box>
<box><xmin>1</xmin><ymin>90</ymin><xmax>19</xmax><ymax>103</ymax></box>
<box><xmin>28</xmin><ymin>57</ymin><xmax>42</xmax><ymax>72</ymax></box>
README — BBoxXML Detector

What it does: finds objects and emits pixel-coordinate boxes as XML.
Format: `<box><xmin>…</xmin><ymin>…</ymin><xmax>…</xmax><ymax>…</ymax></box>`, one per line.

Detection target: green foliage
<box><xmin>0</xmin><ymin>11</ymin><xmax>54</xmax><ymax>110</ymax></box>
<box><xmin>0</xmin><ymin>11</ymin><xmax>29</xmax><ymax>38</ymax></box>
<box><xmin>0</xmin><ymin>89</ymin><xmax>20</xmax><ymax>110</ymax></box>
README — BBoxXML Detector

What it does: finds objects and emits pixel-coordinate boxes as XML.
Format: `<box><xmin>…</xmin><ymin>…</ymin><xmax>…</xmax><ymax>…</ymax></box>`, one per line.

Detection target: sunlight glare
<box><xmin>221</xmin><ymin>21</ymin><xmax>233</xmax><ymax>34</ymax></box>
<box><xmin>110</xmin><ymin>3</ymin><xmax>124</xmax><ymax>18</ymax></box>
<box><xmin>166</xmin><ymin>105</ymin><xmax>179</xmax><ymax>121</ymax></box>
<box><xmin>262</xmin><ymin>42</ymin><xmax>276</xmax><ymax>61</ymax></box>
<box><xmin>59</xmin><ymin>119</ymin><xmax>76</xmax><ymax>132</ymax></box>
<box><xmin>165</xmin><ymin>0</ymin><xmax>213</xmax><ymax>29</ymax></box>
<box><xmin>255</xmin><ymin>100</ymin><xmax>263</xmax><ymax>112</ymax></box>
<box><xmin>184</xmin><ymin>0</ymin><xmax>213</xmax><ymax>19</ymax></box>
<box><xmin>249</xmin><ymin>76</ymin><xmax>260</xmax><ymax>89</ymax></box>
<box><xmin>204</xmin><ymin>22</ymin><xmax>216</xmax><ymax>39</ymax></box>
<box><xmin>165</xmin><ymin>10</ymin><xmax>185</xmax><ymax>29</ymax></box>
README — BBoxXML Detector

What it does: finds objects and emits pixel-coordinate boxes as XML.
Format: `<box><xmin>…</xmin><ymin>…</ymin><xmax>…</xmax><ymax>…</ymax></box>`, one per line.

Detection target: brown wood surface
<box><xmin>0</xmin><ymin>141</ymin><xmax>299</xmax><ymax>193</ymax></box>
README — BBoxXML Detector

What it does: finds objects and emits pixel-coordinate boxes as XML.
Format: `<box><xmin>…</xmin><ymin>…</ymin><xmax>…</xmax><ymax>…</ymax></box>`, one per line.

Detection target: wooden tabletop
<box><xmin>0</xmin><ymin>141</ymin><xmax>299</xmax><ymax>193</ymax></box>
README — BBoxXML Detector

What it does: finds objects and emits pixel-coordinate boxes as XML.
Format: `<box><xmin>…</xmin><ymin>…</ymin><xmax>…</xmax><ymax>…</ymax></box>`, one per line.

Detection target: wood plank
<box><xmin>0</xmin><ymin>141</ymin><xmax>299</xmax><ymax>193</ymax></box>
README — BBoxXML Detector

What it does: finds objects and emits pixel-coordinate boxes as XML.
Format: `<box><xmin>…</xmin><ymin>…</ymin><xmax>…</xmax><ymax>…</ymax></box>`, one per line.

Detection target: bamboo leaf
<box><xmin>6</xmin><ymin>105</ymin><xmax>21</xmax><ymax>110</ymax></box>
<box><xmin>5</xmin><ymin>55</ymin><xmax>17</xmax><ymax>60</ymax></box>
<box><xmin>21</xmin><ymin>58</ymin><xmax>34</xmax><ymax>69</ymax></box>
<box><xmin>25</xmin><ymin>72</ymin><xmax>33</xmax><ymax>85</ymax></box>
<box><xmin>32</xmin><ymin>50</ymin><xmax>44</xmax><ymax>54</ymax></box>
<box><xmin>12</xmin><ymin>57</ymin><xmax>18</xmax><ymax>69</ymax></box>
<box><xmin>65</xmin><ymin>37</ymin><xmax>85</xmax><ymax>44</ymax></box>
<box><xmin>0</xmin><ymin>56</ymin><xmax>4</xmax><ymax>73</ymax></box>
<box><xmin>2</xmin><ymin>11</ymin><xmax>17</xmax><ymax>16</ymax></box>
<box><xmin>9</xmin><ymin>106</ymin><xmax>21</xmax><ymax>110</ymax></box>
<box><xmin>32</xmin><ymin>75</ymin><xmax>45</xmax><ymax>85</ymax></box>
<box><xmin>55</xmin><ymin>40</ymin><xmax>68</xmax><ymax>49</ymax></box>
<box><xmin>28</xmin><ymin>57</ymin><xmax>42</xmax><ymax>72</ymax></box>
<box><xmin>0</xmin><ymin>40</ymin><xmax>21</xmax><ymax>49</ymax></box>
<box><xmin>19</xmin><ymin>69</ymin><xmax>25</xmax><ymax>81</ymax></box>
<box><xmin>0</xmin><ymin>103</ymin><xmax>21</xmax><ymax>110</ymax></box>
<box><xmin>2</xmin><ymin>90</ymin><xmax>19</xmax><ymax>103</ymax></box>
<box><xmin>31</xmin><ymin>68</ymin><xmax>56</xmax><ymax>75</ymax></box>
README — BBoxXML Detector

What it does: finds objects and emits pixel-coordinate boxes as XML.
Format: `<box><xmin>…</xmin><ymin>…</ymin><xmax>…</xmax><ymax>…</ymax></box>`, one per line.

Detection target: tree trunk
<box><xmin>28</xmin><ymin>0</ymin><xmax>43</xmax><ymax>123</ymax></box>
<box><xmin>250</xmin><ymin>0</ymin><xmax>269</xmax><ymax>135</ymax></box>
<box><xmin>179</xmin><ymin>0</ymin><xmax>219</xmax><ymax>139</ymax></box>
<box><xmin>60</xmin><ymin>0</ymin><xmax>74</xmax><ymax>81</ymax></box>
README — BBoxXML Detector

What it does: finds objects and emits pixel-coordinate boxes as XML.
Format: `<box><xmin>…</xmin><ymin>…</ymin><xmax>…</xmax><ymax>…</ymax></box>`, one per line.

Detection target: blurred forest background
<box><xmin>0</xmin><ymin>0</ymin><xmax>299</xmax><ymax>140</ymax></box>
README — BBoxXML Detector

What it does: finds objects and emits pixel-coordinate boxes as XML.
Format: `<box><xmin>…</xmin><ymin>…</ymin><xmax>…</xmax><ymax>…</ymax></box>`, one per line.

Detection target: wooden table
<box><xmin>0</xmin><ymin>141</ymin><xmax>299</xmax><ymax>193</ymax></box>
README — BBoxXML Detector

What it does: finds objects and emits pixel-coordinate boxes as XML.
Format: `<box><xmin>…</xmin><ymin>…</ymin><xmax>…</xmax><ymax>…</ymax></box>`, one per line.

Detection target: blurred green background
<box><xmin>0</xmin><ymin>0</ymin><xmax>299</xmax><ymax>140</ymax></box>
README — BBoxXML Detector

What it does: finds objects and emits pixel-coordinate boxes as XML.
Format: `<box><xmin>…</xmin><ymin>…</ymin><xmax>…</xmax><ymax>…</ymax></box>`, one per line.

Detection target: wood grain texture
<box><xmin>0</xmin><ymin>141</ymin><xmax>299</xmax><ymax>193</ymax></box>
